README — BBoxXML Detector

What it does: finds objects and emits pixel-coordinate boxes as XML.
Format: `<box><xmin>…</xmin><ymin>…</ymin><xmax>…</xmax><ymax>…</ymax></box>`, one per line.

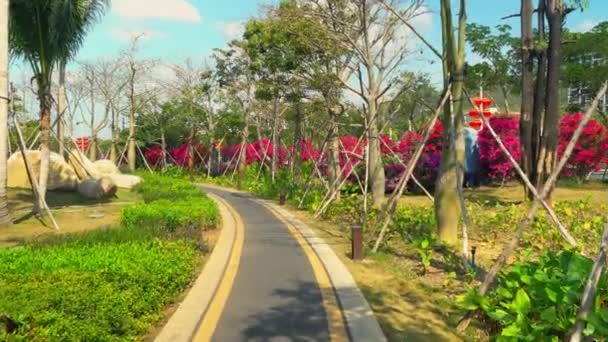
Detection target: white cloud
<box><xmin>219</xmin><ymin>21</ymin><xmax>244</xmax><ymax>40</ymax></box>
<box><xmin>574</xmin><ymin>19</ymin><xmax>598</xmax><ymax>32</ymax></box>
<box><xmin>109</xmin><ymin>28</ymin><xmax>169</xmax><ymax>42</ymax></box>
<box><xmin>112</xmin><ymin>0</ymin><xmax>201</xmax><ymax>23</ymax></box>
<box><xmin>409</xmin><ymin>7</ymin><xmax>433</xmax><ymax>32</ymax></box>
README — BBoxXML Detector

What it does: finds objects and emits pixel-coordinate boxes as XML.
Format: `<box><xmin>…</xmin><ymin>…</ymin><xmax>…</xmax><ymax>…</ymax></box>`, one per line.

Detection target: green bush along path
<box><xmin>0</xmin><ymin>173</ymin><xmax>219</xmax><ymax>341</ymax></box>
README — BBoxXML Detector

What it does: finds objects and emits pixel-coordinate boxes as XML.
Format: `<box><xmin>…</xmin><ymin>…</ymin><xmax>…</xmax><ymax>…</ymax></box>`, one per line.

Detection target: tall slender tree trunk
<box><xmin>271</xmin><ymin>98</ymin><xmax>280</xmax><ymax>180</ymax></box>
<box><xmin>89</xmin><ymin>134</ymin><xmax>98</xmax><ymax>161</ymax></box>
<box><xmin>237</xmin><ymin>124</ymin><xmax>249</xmax><ymax>190</ymax></box>
<box><xmin>37</xmin><ymin>87</ymin><xmax>52</xmax><ymax>212</ymax></box>
<box><xmin>255</xmin><ymin>115</ymin><xmax>263</xmax><ymax>141</ymax></box>
<box><xmin>109</xmin><ymin>107</ymin><xmax>117</xmax><ymax>164</ymax></box>
<box><xmin>160</xmin><ymin>128</ymin><xmax>167</xmax><ymax>170</ymax></box>
<box><xmin>187</xmin><ymin>128</ymin><xmax>195</xmax><ymax>180</ymax></box>
<box><xmin>328</xmin><ymin>108</ymin><xmax>341</xmax><ymax>200</ymax></box>
<box><xmin>293</xmin><ymin>98</ymin><xmax>303</xmax><ymax>181</ymax></box>
<box><xmin>435</xmin><ymin>0</ymin><xmax>466</xmax><ymax>244</ymax></box>
<box><xmin>0</xmin><ymin>0</ymin><xmax>11</xmax><ymax>226</ymax></box>
<box><xmin>127</xmin><ymin>67</ymin><xmax>136</xmax><ymax>172</ymax></box>
<box><xmin>537</xmin><ymin>0</ymin><xmax>563</xmax><ymax>203</ymax></box>
<box><xmin>520</xmin><ymin>0</ymin><xmax>535</xmax><ymax>199</ymax></box>
<box><xmin>57</xmin><ymin>62</ymin><xmax>66</xmax><ymax>158</ymax></box>
<box><xmin>531</xmin><ymin>0</ymin><xmax>547</xmax><ymax>192</ymax></box>
<box><xmin>367</xmin><ymin>99</ymin><xmax>385</xmax><ymax>207</ymax></box>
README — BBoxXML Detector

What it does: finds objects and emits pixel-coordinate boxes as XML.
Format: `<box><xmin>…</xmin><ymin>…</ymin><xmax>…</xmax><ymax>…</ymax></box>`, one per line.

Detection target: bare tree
<box><xmin>306</xmin><ymin>0</ymin><xmax>424</xmax><ymax>207</ymax></box>
<box><xmin>80</xmin><ymin>58</ymin><xmax>128</xmax><ymax>162</ymax></box>
<box><xmin>122</xmin><ymin>35</ymin><xmax>156</xmax><ymax>171</ymax></box>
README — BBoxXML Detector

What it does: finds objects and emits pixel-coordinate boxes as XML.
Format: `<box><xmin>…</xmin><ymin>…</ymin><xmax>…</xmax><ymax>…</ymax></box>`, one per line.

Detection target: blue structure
<box><xmin>464</xmin><ymin>127</ymin><xmax>480</xmax><ymax>188</ymax></box>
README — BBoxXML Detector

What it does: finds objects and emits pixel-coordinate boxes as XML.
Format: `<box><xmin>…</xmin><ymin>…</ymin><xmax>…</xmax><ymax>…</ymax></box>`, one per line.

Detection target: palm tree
<box><xmin>0</xmin><ymin>0</ymin><xmax>11</xmax><ymax>226</ymax></box>
<box><xmin>9</xmin><ymin>0</ymin><xmax>109</xmax><ymax>211</ymax></box>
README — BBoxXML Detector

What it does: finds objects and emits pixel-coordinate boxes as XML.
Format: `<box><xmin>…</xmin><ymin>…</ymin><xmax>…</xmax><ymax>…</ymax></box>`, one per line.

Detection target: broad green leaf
<box><xmin>501</xmin><ymin>324</ymin><xmax>521</xmax><ymax>337</ymax></box>
<box><xmin>497</xmin><ymin>287</ymin><xmax>513</xmax><ymax>299</ymax></box>
<box><xmin>420</xmin><ymin>239</ymin><xmax>429</xmax><ymax>249</ymax></box>
<box><xmin>545</xmin><ymin>287</ymin><xmax>558</xmax><ymax>303</ymax></box>
<box><xmin>540</xmin><ymin>307</ymin><xmax>556</xmax><ymax>322</ymax></box>
<box><xmin>511</xmin><ymin>289</ymin><xmax>531</xmax><ymax>314</ymax></box>
<box><xmin>488</xmin><ymin>309</ymin><xmax>509</xmax><ymax>321</ymax></box>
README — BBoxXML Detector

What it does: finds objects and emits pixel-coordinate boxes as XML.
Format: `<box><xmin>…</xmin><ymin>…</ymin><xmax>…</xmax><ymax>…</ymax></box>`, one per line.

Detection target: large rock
<box><xmin>67</xmin><ymin>149</ymin><xmax>101</xmax><ymax>179</ymax></box>
<box><xmin>8</xmin><ymin>151</ymin><xmax>79</xmax><ymax>191</ymax></box>
<box><xmin>93</xmin><ymin>159</ymin><xmax>120</xmax><ymax>175</ymax></box>
<box><xmin>106</xmin><ymin>174</ymin><xmax>142</xmax><ymax>189</ymax></box>
<box><xmin>77</xmin><ymin>177</ymin><xmax>118</xmax><ymax>200</ymax></box>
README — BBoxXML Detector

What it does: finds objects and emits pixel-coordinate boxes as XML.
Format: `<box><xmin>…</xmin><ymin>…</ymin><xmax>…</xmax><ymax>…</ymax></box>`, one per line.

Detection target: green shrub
<box><xmin>135</xmin><ymin>173</ymin><xmax>204</xmax><ymax>203</ymax></box>
<box><xmin>460</xmin><ymin>250</ymin><xmax>608</xmax><ymax>340</ymax></box>
<box><xmin>0</xmin><ymin>173</ymin><xmax>219</xmax><ymax>340</ymax></box>
<box><xmin>0</xmin><ymin>230</ymin><xmax>199</xmax><ymax>340</ymax></box>
<box><xmin>122</xmin><ymin>198</ymin><xmax>219</xmax><ymax>231</ymax></box>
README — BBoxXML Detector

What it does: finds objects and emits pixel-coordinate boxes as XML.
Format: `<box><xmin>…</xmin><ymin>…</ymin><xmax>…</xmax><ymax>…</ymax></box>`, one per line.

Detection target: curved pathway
<box><xmin>158</xmin><ymin>185</ymin><xmax>386</xmax><ymax>342</ymax></box>
<box><xmin>197</xmin><ymin>186</ymin><xmax>340</xmax><ymax>341</ymax></box>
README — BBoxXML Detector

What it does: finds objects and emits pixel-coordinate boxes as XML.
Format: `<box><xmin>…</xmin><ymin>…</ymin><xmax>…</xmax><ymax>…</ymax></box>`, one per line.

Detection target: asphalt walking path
<box><xmin>199</xmin><ymin>186</ymin><xmax>337</xmax><ymax>342</ymax></box>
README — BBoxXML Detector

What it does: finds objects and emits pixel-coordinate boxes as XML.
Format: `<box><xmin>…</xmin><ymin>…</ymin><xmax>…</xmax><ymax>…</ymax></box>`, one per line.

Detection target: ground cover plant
<box><xmin>0</xmin><ymin>173</ymin><xmax>218</xmax><ymax>340</ymax></box>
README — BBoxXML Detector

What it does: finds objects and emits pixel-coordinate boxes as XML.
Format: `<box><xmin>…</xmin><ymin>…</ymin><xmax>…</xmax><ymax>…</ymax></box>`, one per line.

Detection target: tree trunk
<box><xmin>367</xmin><ymin>99</ymin><xmax>385</xmax><ymax>207</ymax></box>
<box><xmin>435</xmin><ymin>0</ymin><xmax>466</xmax><ymax>245</ymax></box>
<box><xmin>520</xmin><ymin>0</ymin><xmax>535</xmax><ymax>199</ymax></box>
<box><xmin>127</xmin><ymin>69</ymin><xmax>136</xmax><ymax>172</ymax></box>
<box><xmin>160</xmin><ymin>129</ymin><xmax>167</xmax><ymax>170</ymax></box>
<box><xmin>255</xmin><ymin>115</ymin><xmax>263</xmax><ymax>141</ymax></box>
<box><xmin>57</xmin><ymin>62</ymin><xmax>66</xmax><ymax>158</ymax></box>
<box><xmin>531</xmin><ymin>0</ymin><xmax>547</xmax><ymax>192</ymax></box>
<box><xmin>237</xmin><ymin>125</ymin><xmax>249</xmax><ymax>190</ymax></box>
<box><xmin>0</xmin><ymin>0</ymin><xmax>11</xmax><ymax>225</ymax></box>
<box><xmin>328</xmin><ymin>109</ymin><xmax>341</xmax><ymax>200</ymax></box>
<box><xmin>538</xmin><ymin>0</ymin><xmax>563</xmax><ymax>203</ymax></box>
<box><xmin>293</xmin><ymin>98</ymin><xmax>303</xmax><ymax>181</ymax></box>
<box><xmin>187</xmin><ymin>128</ymin><xmax>195</xmax><ymax>180</ymax></box>
<box><xmin>109</xmin><ymin>107</ymin><xmax>117</xmax><ymax>164</ymax></box>
<box><xmin>37</xmin><ymin>87</ymin><xmax>52</xmax><ymax>212</ymax></box>
<box><xmin>271</xmin><ymin>99</ymin><xmax>280</xmax><ymax>180</ymax></box>
<box><xmin>89</xmin><ymin>134</ymin><xmax>97</xmax><ymax>161</ymax></box>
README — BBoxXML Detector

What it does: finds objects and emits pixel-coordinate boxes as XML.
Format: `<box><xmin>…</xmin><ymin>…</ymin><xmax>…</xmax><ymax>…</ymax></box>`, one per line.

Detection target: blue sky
<box><xmin>76</xmin><ymin>0</ymin><xmax>608</xmax><ymax>64</ymax></box>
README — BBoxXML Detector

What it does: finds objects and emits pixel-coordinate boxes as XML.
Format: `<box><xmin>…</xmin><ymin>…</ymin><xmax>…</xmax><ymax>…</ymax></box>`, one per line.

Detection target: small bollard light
<box><xmin>471</xmin><ymin>246</ymin><xmax>477</xmax><ymax>269</ymax></box>
<box><xmin>351</xmin><ymin>225</ymin><xmax>364</xmax><ymax>260</ymax></box>
<box><xmin>279</xmin><ymin>188</ymin><xmax>286</xmax><ymax>205</ymax></box>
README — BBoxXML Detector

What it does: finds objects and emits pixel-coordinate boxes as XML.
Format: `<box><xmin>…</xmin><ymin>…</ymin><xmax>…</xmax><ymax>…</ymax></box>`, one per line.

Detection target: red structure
<box><xmin>76</xmin><ymin>137</ymin><xmax>89</xmax><ymax>152</ymax></box>
<box><xmin>468</xmin><ymin>93</ymin><xmax>493</xmax><ymax>130</ymax></box>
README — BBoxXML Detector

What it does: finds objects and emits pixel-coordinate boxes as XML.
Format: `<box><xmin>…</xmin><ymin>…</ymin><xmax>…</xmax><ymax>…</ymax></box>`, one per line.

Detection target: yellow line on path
<box><xmin>193</xmin><ymin>194</ymin><xmax>245</xmax><ymax>342</ymax></box>
<box><xmin>263</xmin><ymin>203</ymin><xmax>349</xmax><ymax>342</ymax></box>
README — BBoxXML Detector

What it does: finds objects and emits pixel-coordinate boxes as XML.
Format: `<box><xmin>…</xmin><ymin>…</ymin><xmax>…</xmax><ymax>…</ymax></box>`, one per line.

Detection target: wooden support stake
<box><xmin>12</xmin><ymin>114</ymin><xmax>59</xmax><ymax>230</ymax></box>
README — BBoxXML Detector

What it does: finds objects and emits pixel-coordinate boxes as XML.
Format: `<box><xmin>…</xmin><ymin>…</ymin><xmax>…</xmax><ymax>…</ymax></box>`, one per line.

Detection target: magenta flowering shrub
<box><xmin>145</xmin><ymin>146</ymin><xmax>164</xmax><ymax>167</ymax></box>
<box><xmin>558</xmin><ymin>113</ymin><xmax>608</xmax><ymax>181</ymax></box>
<box><xmin>169</xmin><ymin>144</ymin><xmax>209</xmax><ymax>167</ymax></box>
<box><xmin>383</xmin><ymin>122</ymin><xmax>444</xmax><ymax>191</ymax></box>
<box><xmin>478</xmin><ymin>116</ymin><xmax>521</xmax><ymax>181</ymax></box>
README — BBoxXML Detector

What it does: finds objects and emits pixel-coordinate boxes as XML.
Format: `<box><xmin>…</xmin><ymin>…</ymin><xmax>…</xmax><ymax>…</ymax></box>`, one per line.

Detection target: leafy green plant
<box><xmin>414</xmin><ymin>238</ymin><xmax>433</xmax><ymax>274</ymax></box>
<box><xmin>460</xmin><ymin>250</ymin><xmax>608</xmax><ymax>340</ymax></box>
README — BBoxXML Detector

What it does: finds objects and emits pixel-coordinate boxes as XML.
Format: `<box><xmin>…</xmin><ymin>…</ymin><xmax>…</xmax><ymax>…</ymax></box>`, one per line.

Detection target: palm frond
<box><xmin>10</xmin><ymin>0</ymin><xmax>110</xmax><ymax>83</ymax></box>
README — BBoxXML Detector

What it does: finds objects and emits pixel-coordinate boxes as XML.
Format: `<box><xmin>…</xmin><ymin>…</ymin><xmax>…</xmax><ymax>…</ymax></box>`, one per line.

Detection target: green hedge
<box><xmin>122</xmin><ymin>198</ymin><xmax>219</xmax><ymax>231</ymax></box>
<box><xmin>135</xmin><ymin>173</ymin><xmax>204</xmax><ymax>203</ymax></box>
<box><xmin>0</xmin><ymin>173</ymin><xmax>219</xmax><ymax>340</ymax></box>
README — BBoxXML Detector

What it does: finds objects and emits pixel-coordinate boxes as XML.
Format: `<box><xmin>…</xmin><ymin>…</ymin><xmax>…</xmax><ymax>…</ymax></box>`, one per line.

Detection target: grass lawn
<box><xmin>0</xmin><ymin>188</ymin><xmax>141</xmax><ymax>247</ymax></box>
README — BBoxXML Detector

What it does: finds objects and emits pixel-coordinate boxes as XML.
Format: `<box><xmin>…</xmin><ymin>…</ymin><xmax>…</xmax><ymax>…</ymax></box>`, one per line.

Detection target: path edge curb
<box><xmin>154</xmin><ymin>192</ymin><xmax>237</xmax><ymax>342</ymax></box>
<box><xmin>201</xmin><ymin>183</ymin><xmax>387</xmax><ymax>342</ymax></box>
